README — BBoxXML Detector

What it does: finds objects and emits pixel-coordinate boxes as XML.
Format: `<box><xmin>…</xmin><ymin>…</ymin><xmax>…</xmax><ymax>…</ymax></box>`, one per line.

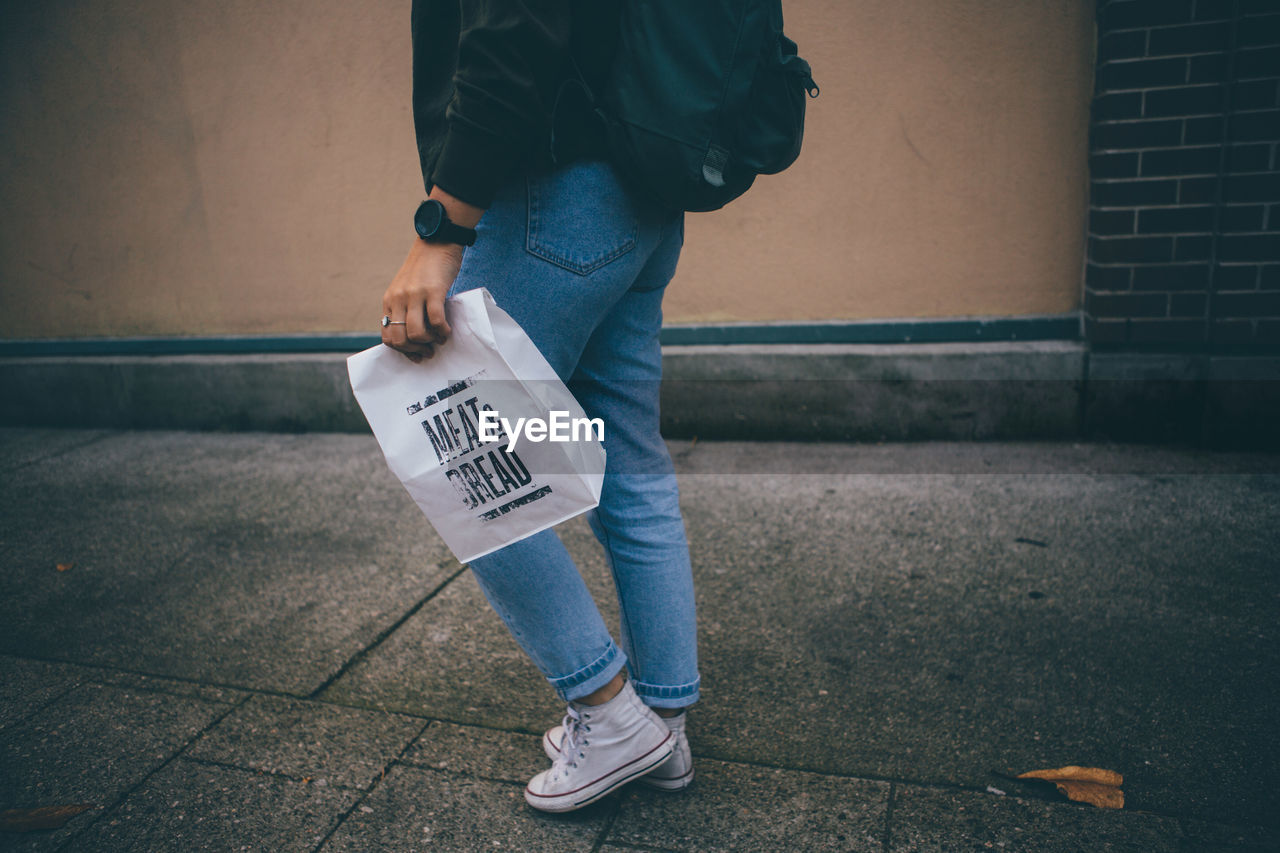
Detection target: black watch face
<box><xmin>415</xmin><ymin>200</ymin><xmax>443</xmax><ymax>239</ymax></box>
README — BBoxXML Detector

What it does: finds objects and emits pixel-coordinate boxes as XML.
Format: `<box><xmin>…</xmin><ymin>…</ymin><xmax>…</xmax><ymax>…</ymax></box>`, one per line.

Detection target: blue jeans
<box><xmin>446</xmin><ymin>160</ymin><xmax>700</xmax><ymax>709</ymax></box>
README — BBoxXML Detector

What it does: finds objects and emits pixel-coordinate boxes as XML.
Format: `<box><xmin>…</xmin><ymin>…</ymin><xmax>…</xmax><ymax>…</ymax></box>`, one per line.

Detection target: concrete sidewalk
<box><xmin>1</xmin><ymin>429</ymin><xmax>1277</xmax><ymax>852</ymax></box>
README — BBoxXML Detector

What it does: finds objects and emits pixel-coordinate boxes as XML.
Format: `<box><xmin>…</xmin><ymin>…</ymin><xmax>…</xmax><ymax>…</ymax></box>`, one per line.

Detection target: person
<box><xmin>379</xmin><ymin>2</ymin><xmax>699</xmax><ymax>813</ymax></box>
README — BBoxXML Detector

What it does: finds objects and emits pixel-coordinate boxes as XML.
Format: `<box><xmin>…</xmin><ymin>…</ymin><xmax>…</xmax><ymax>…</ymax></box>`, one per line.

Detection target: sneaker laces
<box><xmin>555</xmin><ymin>704</ymin><xmax>590</xmax><ymax>770</ymax></box>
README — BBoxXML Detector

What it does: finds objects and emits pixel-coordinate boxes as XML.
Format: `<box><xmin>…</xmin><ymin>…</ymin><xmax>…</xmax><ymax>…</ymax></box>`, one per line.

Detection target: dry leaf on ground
<box><xmin>1006</xmin><ymin>765</ymin><xmax>1125</xmax><ymax>810</ymax></box>
<box><xmin>1017</xmin><ymin>765</ymin><xmax>1123</xmax><ymax>787</ymax></box>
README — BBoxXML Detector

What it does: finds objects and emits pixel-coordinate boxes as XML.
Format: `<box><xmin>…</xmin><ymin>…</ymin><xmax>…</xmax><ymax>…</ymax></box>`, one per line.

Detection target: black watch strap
<box><xmin>414</xmin><ymin>199</ymin><xmax>477</xmax><ymax>246</ymax></box>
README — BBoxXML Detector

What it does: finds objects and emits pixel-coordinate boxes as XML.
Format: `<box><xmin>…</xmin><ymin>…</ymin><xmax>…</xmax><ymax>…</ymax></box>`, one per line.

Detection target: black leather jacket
<box><xmin>411</xmin><ymin>0</ymin><xmax>616</xmax><ymax>208</ymax></box>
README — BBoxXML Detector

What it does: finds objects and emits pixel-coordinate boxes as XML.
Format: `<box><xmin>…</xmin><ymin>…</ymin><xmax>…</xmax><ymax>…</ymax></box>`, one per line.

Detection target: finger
<box><xmin>426</xmin><ymin>294</ymin><xmax>452</xmax><ymax>344</ymax></box>
<box><xmin>405</xmin><ymin>292</ymin><xmax>434</xmax><ymax>347</ymax></box>
<box><xmin>384</xmin><ymin>305</ymin><xmax>410</xmax><ymax>350</ymax></box>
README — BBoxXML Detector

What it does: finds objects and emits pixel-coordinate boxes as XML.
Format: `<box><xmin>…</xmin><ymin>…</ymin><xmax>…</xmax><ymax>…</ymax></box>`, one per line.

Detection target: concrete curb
<box><xmin>1</xmin><ymin>343</ymin><xmax>1276</xmax><ymax>445</ymax></box>
<box><xmin>0</xmin><ymin>354</ymin><xmax>366</xmax><ymax>433</ymax></box>
<box><xmin>659</xmin><ymin>341</ymin><xmax>1085</xmax><ymax>441</ymax></box>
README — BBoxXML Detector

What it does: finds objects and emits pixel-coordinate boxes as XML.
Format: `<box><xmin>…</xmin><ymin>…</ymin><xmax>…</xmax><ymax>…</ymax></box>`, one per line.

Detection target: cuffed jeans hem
<box><xmin>631</xmin><ymin>676</ymin><xmax>701</xmax><ymax>709</ymax></box>
<box><xmin>552</xmin><ymin>641</ymin><xmax>629</xmax><ymax>703</ymax></box>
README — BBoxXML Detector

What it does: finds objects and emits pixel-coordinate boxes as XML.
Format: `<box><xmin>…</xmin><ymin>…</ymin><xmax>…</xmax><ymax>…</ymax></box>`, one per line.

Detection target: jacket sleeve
<box><xmin>431</xmin><ymin>1</ymin><xmax>572</xmax><ymax>208</ymax></box>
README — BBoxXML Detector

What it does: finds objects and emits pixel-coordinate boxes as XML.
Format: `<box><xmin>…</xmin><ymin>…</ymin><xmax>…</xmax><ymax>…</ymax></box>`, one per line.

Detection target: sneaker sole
<box><xmin>637</xmin><ymin>766</ymin><xmax>695</xmax><ymax>791</ymax></box>
<box><xmin>545</xmin><ymin>728</ymin><xmax>693</xmax><ymax>792</ymax></box>
<box><xmin>524</xmin><ymin>734</ymin><xmax>673</xmax><ymax>813</ymax></box>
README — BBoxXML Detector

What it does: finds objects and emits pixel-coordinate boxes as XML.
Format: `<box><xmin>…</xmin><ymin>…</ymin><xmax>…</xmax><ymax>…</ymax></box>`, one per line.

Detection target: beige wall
<box><xmin>0</xmin><ymin>0</ymin><xmax>1094</xmax><ymax>339</ymax></box>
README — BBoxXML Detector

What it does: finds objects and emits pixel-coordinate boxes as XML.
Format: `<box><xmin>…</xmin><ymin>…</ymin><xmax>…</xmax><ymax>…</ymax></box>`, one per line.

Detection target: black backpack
<box><xmin>560</xmin><ymin>0</ymin><xmax>818</xmax><ymax>213</ymax></box>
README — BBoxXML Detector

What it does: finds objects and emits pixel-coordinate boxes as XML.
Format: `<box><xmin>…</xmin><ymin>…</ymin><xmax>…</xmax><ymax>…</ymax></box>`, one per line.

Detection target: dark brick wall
<box><xmin>1087</xmin><ymin>0</ymin><xmax>1280</xmax><ymax>350</ymax></box>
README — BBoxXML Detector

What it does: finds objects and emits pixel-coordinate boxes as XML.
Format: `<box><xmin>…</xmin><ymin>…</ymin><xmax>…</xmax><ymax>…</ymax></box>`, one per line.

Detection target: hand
<box><xmin>381</xmin><ymin>238</ymin><xmax>463</xmax><ymax>362</ymax></box>
<box><xmin>381</xmin><ymin>189</ymin><xmax>484</xmax><ymax>361</ymax></box>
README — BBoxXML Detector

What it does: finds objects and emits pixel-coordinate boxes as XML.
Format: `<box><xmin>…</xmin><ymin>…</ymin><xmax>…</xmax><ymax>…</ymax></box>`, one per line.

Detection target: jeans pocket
<box><xmin>526</xmin><ymin>161</ymin><xmax>639</xmax><ymax>275</ymax></box>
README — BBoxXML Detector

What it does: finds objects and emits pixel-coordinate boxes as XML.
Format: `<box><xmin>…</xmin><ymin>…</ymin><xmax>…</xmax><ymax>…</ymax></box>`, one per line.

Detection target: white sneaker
<box><xmin>524</xmin><ymin>680</ymin><xmax>673</xmax><ymax>813</ymax></box>
<box><xmin>544</xmin><ymin>706</ymin><xmax>693</xmax><ymax>791</ymax></box>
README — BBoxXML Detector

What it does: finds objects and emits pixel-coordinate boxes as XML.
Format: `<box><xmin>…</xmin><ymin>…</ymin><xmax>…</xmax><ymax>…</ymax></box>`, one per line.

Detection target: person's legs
<box><xmin>559</xmin><ymin>233</ymin><xmax>699</xmax><ymax>792</ymax></box>
<box><xmin>570</xmin><ymin>247</ymin><xmax>700</xmax><ymax>711</ymax></box>
<box><xmin>444</xmin><ymin>159</ymin><xmax>698</xmax><ymax>809</ymax></box>
<box><xmin>446</xmin><ymin>160</ymin><xmax>691</xmax><ymax>704</ymax></box>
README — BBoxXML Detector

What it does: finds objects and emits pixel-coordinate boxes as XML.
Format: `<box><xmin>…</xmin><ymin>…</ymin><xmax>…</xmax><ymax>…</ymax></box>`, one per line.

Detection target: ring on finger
<box><xmin>382</xmin><ymin>315</ymin><xmax>407</xmax><ymax>327</ymax></box>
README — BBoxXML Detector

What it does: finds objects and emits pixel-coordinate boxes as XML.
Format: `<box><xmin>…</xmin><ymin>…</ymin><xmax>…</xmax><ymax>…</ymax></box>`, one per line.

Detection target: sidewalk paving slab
<box><xmin>0</xmin><ymin>681</ymin><xmax>234</xmax><ymax>852</ymax></box>
<box><xmin>61</xmin><ymin>759</ymin><xmax>361</xmax><ymax>853</ymax></box>
<box><xmin>886</xmin><ymin>784</ymin><xmax>1182</xmax><ymax>852</ymax></box>
<box><xmin>401</xmin><ymin>721</ymin><xmax>548</xmax><ymax>783</ymax></box>
<box><xmin>0</xmin><ymin>655</ymin><xmax>249</xmax><ymax>735</ymax></box>
<box><xmin>317</xmin><ymin>765</ymin><xmax>607</xmax><ymax>852</ymax></box>
<box><xmin>185</xmin><ymin>694</ymin><xmax>427</xmax><ymax>791</ymax></box>
<box><xmin>0</xmin><ymin>432</ymin><xmax>457</xmax><ymax>694</ymax></box>
<box><xmin>608</xmin><ymin>759</ymin><xmax>888</xmax><ymax>852</ymax></box>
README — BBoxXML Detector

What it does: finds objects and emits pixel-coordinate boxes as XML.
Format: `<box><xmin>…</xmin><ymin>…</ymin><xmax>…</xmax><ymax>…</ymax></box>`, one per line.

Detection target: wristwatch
<box><xmin>414</xmin><ymin>199</ymin><xmax>477</xmax><ymax>246</ymax></box>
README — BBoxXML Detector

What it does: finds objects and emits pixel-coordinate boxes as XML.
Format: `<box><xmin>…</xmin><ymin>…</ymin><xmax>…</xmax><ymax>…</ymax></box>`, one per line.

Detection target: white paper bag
<box><xmin>347</xmin><ymin>288</ymin><xmax>606</xmax><ymax>563</ymax></box>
